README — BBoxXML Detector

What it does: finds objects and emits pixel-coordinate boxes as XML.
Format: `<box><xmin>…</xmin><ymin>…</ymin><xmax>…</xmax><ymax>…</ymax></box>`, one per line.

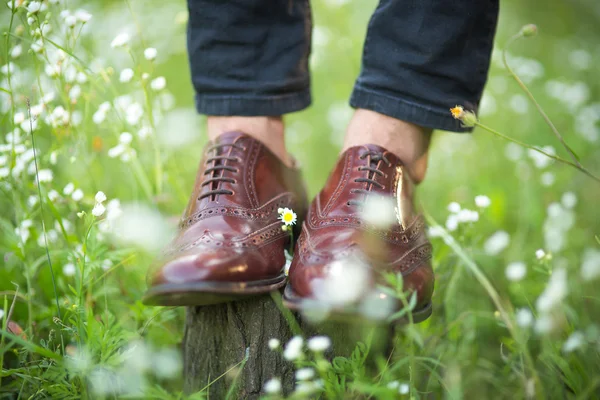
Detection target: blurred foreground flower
<box><xmin>484</xmin><ymin>231</ymin><xmax>510</xmax><ymax>255</ymax></box>
<box><xmin>307</xmin><ymin>336</ymin><xmax>331</xmax><ymax>352</ymax></box>
<box><xmin>268</xmin><ymin>338</ymin><xmax>280</xmax><ymax>350</ymax></box>
<box><xmin>361</xmin><ymin>195</ymin><xmax>396</xmax><ymax>228</ymax></box>
<box><xmin>536</xmin><ymin>268</ymin><xmax>567</xmax><ymax>313</ymax></box>
<box><xmin>264</xmin><ymin>378</ymin><xmax>282</xmax><ymax>394</ymax></box>
<box><xmin>311</xmin><ymin>256</ymin><xmax>371</xmax><ymax>307</ymax></box>
<box><xmin>110</xmin><ymin>204</ymin><xmax>174</xmax><ymax>252</ymax></box>
<box><xmin>283</xmin><ymin>336</ymin><xmax>304</xmax><ymax>361</ymax></box>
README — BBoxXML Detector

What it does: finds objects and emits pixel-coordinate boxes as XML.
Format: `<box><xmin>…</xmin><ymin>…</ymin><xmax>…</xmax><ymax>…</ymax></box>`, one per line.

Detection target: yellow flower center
<box><xmin>450</xmin><ymin>106</ymin><xmax>464</xmax><ymax>119</ymax></box>
<box><xmin>283</xmin><ymin>213</ymin><xmax>293</xmax><ymax>223</ymax></box>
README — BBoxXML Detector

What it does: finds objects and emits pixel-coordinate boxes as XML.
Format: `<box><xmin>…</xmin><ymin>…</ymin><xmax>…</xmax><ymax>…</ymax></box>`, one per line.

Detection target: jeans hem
<box><xmin>350</xmin><ymin>85</ymin><xmax>474</xmax><ymax>133</ymax></box>
<box><xmin>195</xmin><ymin>89</ymin><xmax>311</xmax><ymax>116</ymax></box>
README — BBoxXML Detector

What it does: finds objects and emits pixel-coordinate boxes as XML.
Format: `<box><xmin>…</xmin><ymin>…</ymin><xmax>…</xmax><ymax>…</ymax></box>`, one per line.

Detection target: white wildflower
<box><xmin>505</xmin><ymin>142</ymin><xmax>524</xmax><ymax>161</ymax></box>
<box><xmin>27</xmin><ymin>195</ymin><xmax>38</xmax><ymax>207</ymax></box>
<box><xmin>581</xmin><ymin>248</ymin><xmax>600</xmax><ymax>281</ymax></box>
<box><xmin>150</xmin><ymin>76</ymin><xmax>166</xmax><ymax>91</ymax></box>
<box><xmin>456</xmin><ymin>209</ymin><xmax>479</xmax><ymax>223</ymax></box>
<box><xmin>27</xmin><ymin>1</ymin><xmax>41</xmax><ymax>13</ymax></box>
<box><xmin>484</xmin><ymin>231</ymin><xmax>510</xmax><ymax>255</ymax></box>
<box><xmin>63</xmin><ymin>263</ymin><xmax>77</xmax><ymax>276</ymax></box>
<box><xmin>48</xmin><ymin>190</ymin><xmax>60</xmax><ymax>201</ymax></box>
<box><xmin>152</xmin><ymin>348</ymin><xmax>181</xmax><ymax>379</ymax></box>
<box><xmin>92</xmin><ymin>203</ymin><xmax>106</xmax><ymax>217</ymax></box>
<box><xmin>283</xmin><ymin>336</ymin><xmax>304</xmax><ymax>361</ymax></box>
<box><xmin>528</xmin><ymin>146</ymin><xmax>556</xmax><ymax>169</ymax></box>
<box><xmin>398</xmin><ymin>384</ymin><xmax>410</xmax><ymax>395</ymax></box>
<box><xmin>536</xmin><ymin>249</ymin><xmax>546</xmax><ymax>260</ymax></box>
<box><xmin>445</xmin><ymin>214</ymin><xmax>459</xmax><ymax>231</ymax></box>
<box><xmin>295</xmin><ymin>368</ymin><xmax>315</xmax><ymax>381</ymax></box>
<box><xmin>515</xmin><ymin>308</ymin><xmax>534</xmax><ymax>328</ymax></box>
<box><xmin>535</xmin><ymin>314</ymin><xmax>555</xmax><ymax>334</ymax></box>
<box><xmin>307</xmin><ymin>336</ymin><xmax>331</xmax><ymax>352</ymax></box>
<box><xmin>95</xmin><ymin>191</ymin><xmax>107</xmax><ymax>203</ymax></box>
<box><xmin>93</xmin><ymin>110</ymin><xmax>106</xmax><ymax>125</ymax></box>
<box><xmin>75</xmin><ymin>9</ymin><xmax>92</xmax><ymax>23</ymax></box>
<box><xmin>268</xmin><ymin>338</ymin><xmax>280</xmax><ymax>350</ymax></box>
<box><xmin>65</xmin><ymin>15</ymin><xmax>77</xmax><ymax>28</ymax></box>
<box><xmin>312</xmin><ymin>256</ymin><xmax>370</xmax><ymax>307</ymax></box>
<box><xmin>36</xmin><ymin>169</ymin><xmax>53</xmax><ymax>183</ymax></box>
<box><xmin>119</xmin><ymin>132</ymin><xmax>133</xmax><ymax>145</ymax></box>
<box><xmin>144</xmin><ymin>47</ymin><xmax>157</xmax><ymax>61</ymax></box>
<box><xmin>474</xmin><ymin>195</ymin><xmax>491</xmax><ymax>208</ymax></box>
<box><xmin>72</xmin><ymin>189</ymin><xmax>84</xmax><ymax>201</ymax></box>
<box><xmin>76</xmin><ymin>72</ymin><xmax>88</xmax><ymax>83</ymax></box>
<box><xmin>69</xmin><ymin>85</ymin><xmax>81</xmax><ymax>101</ymax></box>
<box><xmin>125</xmin><ymin>103</ymin><xmax>144</xmax><ymax>125</ymax></box>
<box><xmin>264</xmin><ymin>378</ymin><xmax>281</xmax><ymax>394</ymax></box>
<box><xmin>63</xmin><ymin>182</ymin><xmax>75</xmax><ymax>195</ymax></box>
<box><xmin>14</xmin><ymin>112</ymin><xmax>25</xmax><ymax>125</ymax></box>
<box><xmin>505</xmin><ymin>261</ymin><xmax>526</xmax><ymax>282</ymax></box>
<box><xmin>119</xmin><ymin>68</ymin><xmax>134</xmax><ymax>83</ymax></box>
<box><xmin>447</xmin><ymin>202</ymin><xmax>461</xmax><ymax>213</ymax></box>
<box><xmin>31</xmin><ymin>39</ymin><xmax>44</xmax><ymax>53</ymax></box>
<box><xmin>137</xmin><ymin>125</ymin><xmax>152</xmax><ymax>139</ymax></box>
<box><xmin>387</xmin><ymin>381</ymin><xmax>399</xmax><ymax>390</ymax></box>
<box><xmin>110</xmin><ymin>204</ymin><xmax>173</xmax><ymax>250</ymax></box>
<box><xmin>561</xmin><ymin>192</ymin><xmax>577</xmax><ymax>209</ymax></box>
<box><xmin>562</xmin><ymin>331</ymin><xmax>585</xmax><ymax>353</ymax></box>
<box><xmin>108</xmin><ymin>144</ymin><xmax>125</xmax><ymax>159</ymax></box>
<box><xmin>540</xmin><ymin>172</ymin><xmax>555</xmax><ymax>187</ymax></box>
<box><xmin>361</xmin><ymin>195</ymin><xmax>396</xmax><ymax>228</ymax></box>
<box><xmin>111</xmin><ymin>33</ymin><xmax>130</xmax><ymax>48</ymax></box>
<box><xmin>536</xmin><ymin>268</ymin><xmax>567</xmax><ymax>313</ymax></box>
<box><xmin>427</xmin><ymin>225</ymin><xmax>445</xmax><ymax>238</ymax></box>
<box><xmin>10</xmin><ymin>44</ymin><xmax>22</xmax><ymax>58</ymax></box>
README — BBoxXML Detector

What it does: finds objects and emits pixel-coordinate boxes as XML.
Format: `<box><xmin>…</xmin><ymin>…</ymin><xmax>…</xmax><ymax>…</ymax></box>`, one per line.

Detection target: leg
<box><xmin>347</xmin><ymin>0</ymin><xmax>499</xmax><ymax>181</ymax></box>
<box><xmin>187</xmin><ymin>0</ymin><xmax>312</xmax><ymax>165</ymax></box>
<box><xmin>285</xmin><ymin>0</ymin><xmax>498</xmax><ymax>320</ymax></box>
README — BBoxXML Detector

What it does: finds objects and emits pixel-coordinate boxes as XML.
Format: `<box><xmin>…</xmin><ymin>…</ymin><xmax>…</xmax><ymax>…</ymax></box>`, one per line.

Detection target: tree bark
<box><xmin>183</xmin><ymin>295</ymin><xmax>295</xmax><ymax>399</ymax></box>
<box><xmin>183</xmin><ymin>295</ymin><xmax>393</xmax><ymax>399</ymax></box>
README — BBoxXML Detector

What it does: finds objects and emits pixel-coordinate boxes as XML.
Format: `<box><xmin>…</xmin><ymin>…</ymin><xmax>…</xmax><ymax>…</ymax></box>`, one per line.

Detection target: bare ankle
<box><xmin>206</xmin><ymin>116</ymin><xmax>291</xmax><ymax>166</ymax></box>
<box><xmin>343</xmin><ymin>109</ymin><xmax>432</xmax><ymax>183</ymax></box>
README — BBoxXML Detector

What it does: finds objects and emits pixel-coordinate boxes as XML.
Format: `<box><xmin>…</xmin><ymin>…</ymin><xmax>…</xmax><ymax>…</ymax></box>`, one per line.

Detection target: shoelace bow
<box><xmin>347</xmin><ymin>151</ymin><xmax>392</xmax><ymax>206</ymax></box>
<box><xmin>198</xmin><ymin>143</ymin><xmax>244</xmax><ymax>201</ymax></box>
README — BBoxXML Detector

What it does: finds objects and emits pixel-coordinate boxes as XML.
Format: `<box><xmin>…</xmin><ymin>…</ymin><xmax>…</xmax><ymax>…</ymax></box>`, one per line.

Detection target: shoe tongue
<box><xmin>351</xmin><ymin>144</ymin><xmax>403</xmax><ymax>167</ymax></box>
<box><xmin>212</xmin><ymin>131</ymin><xmax>248</xmax><ymax>146</ymax></box>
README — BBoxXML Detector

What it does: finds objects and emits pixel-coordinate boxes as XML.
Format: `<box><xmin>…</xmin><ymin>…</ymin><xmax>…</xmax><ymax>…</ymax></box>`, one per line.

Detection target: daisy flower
<box><xmin>278</xmin><ymin>207</ymin><xmax>297</xmax><ymax>226</ymax></box>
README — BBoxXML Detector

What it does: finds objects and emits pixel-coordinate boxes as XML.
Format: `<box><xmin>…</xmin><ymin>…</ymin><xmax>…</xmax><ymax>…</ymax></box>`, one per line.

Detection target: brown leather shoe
<box><xmin>283</xmin><ymin>145</ymin><xmax>434</xmax><ymax>322</ymax></box>
<box><xmin>143</xmin><ymin>132</ymin><xmax>307</xmax><ymax>306</ymax></box>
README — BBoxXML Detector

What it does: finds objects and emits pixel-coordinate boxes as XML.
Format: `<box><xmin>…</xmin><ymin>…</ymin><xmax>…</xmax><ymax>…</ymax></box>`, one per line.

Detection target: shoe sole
<box><xmin>142</xmin><ymin>273</ymin><xmax>287</xmax><ymax>306</ymax></box>
<box><xmin>282</xmin><ymin>284</ymin><xmax>432</xmax><ymax>324</ymax></box>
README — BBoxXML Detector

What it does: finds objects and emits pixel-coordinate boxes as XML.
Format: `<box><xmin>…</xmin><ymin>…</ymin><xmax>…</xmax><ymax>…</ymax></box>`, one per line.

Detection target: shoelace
<box><xmin>347</xmin><ymin>151</ymin><xmax>392</xmax><ymax>206</ymax></box>
<box><xmin>198</xmin><ymin>143</ymin><xmax>244</xmax><ymax>201</ymax></box>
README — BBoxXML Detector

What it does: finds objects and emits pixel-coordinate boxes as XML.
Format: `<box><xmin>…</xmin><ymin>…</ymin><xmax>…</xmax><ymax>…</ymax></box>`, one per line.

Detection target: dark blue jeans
<box><xmin>187</xmin><ymin>0</ymin><xmax>498</xmax><ymax>132</ymax></box>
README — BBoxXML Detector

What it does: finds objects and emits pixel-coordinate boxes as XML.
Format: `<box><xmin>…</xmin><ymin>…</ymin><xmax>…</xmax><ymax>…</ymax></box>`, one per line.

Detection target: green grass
<box><xmin>1</xmin><ymin>0</ymin><xmax>600</xmax><ymax>398</ymax></box>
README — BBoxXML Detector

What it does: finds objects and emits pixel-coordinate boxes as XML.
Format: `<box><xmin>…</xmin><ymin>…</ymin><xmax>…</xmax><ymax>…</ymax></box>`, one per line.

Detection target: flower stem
<box><xmin>475</xmin><ymin>121</ymin><xmax>600</xmax><ymax>184</ymax></box>
<box><xmin>503</xmin><ymin>33</ymin><xmax>583</xmax><ymax>168</ymax></box>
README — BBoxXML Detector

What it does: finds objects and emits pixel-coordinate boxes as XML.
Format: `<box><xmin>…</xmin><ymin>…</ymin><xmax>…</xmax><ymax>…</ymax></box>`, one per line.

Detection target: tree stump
<box><xmin>183</xmin><ymin>295</ymin><xmax>393</xmax><ymax>398</ymax></box>
<box><xmin>183</xmin><ymin>295</ymin><xmax>296</xmax><ymax>398</ymax></box>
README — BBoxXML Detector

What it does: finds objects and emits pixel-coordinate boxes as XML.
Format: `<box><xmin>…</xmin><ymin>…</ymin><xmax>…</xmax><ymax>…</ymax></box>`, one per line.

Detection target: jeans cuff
<box><xmin>350</xmin><ymin>85</ymin><xmax>473</xmax><ymax>133</ymax></box>
<box><xmin>195</xmin><ymin>89</ymin><xmax>311</xmax><ymax>116</ymax></box>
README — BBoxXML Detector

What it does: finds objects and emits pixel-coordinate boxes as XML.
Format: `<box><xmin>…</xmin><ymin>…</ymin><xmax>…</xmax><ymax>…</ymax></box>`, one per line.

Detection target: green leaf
<box><xmin>0</xmin><ymin>87</ymin><xmax>11</xmax><ymax>94</ymax></box>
